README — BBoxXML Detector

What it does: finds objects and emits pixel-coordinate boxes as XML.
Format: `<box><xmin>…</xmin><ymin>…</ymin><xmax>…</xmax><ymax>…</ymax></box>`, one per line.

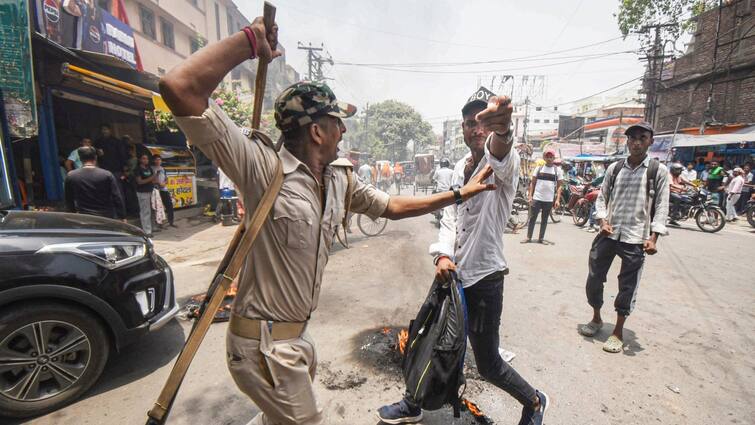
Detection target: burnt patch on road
<box><xmin>319</xmin><ymin>361</ymin><xmax>367</xmax><ymax>390</ymax></box>
<box><xmin>352</xmin><ymin>326</ymin><xmax>495</xmax><ymax>424</ymax></box>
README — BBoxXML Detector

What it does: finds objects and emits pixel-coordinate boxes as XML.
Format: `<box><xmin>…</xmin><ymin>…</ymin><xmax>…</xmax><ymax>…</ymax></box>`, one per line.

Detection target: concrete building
<box><xmin>441</xmin><ymin>119</ymin><xmax>465</xmax><ymax>161</ymax></box>
<box><xmin>120</xmin><ymin>0</ymin><xmax>298</xmax><ymax>105</ymax></box>
<box><xmin>511</xmin><ymin>103</ymin><xmax>560</xmax><ymax>144</ymax></box>
<box><xmin>652</xmin><ymin>0</ymin><xmax>755</xmax><ymax>132</ymax></box>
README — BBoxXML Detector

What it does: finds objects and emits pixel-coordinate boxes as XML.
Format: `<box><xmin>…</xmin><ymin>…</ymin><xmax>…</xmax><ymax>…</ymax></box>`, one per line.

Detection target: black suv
<box><xmin>0</xmin><ymin>210</ymin><xmax>177</xmax><ymax>418</ymax></box>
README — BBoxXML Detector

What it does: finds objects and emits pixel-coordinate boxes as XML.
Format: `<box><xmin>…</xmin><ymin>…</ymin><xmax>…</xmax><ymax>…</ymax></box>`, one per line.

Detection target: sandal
<box><xmin>578</xmin><ymin>321</ymin><xmax>603</xmax><ymax>337</ymax></box>
<box><xmin>603</xmin><ymin>335</ymin><xmax>623</xmax><ymax>353</ymax></box>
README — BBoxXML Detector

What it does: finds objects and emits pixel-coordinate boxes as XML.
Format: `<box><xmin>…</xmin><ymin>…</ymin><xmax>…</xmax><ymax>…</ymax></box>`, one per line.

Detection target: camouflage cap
<box><xmin>274</xmin><ymin>81</ymin><xmax>357</xmax><ymax>132</ymax></box>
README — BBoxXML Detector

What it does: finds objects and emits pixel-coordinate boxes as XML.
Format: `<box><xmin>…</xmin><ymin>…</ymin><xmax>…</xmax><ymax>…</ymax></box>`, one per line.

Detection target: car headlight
<box><xmin>37</xmin><ymin>242</ymin><xmax>147</xmax><ymax>269</ymax></box>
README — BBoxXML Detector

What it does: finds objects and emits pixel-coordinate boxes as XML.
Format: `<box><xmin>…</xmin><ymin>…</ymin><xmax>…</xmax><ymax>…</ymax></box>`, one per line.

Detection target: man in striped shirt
<box><xmin>577</xmin><ymin>122</ymin><xmax>669</xmax><ymax>353</ymax></box>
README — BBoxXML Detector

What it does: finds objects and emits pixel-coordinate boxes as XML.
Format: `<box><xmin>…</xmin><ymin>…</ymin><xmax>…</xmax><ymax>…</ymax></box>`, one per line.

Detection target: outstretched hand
<box><xmin>461</xmin><ymin>165</ymin><xmax>497</xmax><ymax>201</ymax></box>
<box><xmin>250</xmin><ymin>16</ymin><xmax>282</xmax><ymax>63</ymax></box>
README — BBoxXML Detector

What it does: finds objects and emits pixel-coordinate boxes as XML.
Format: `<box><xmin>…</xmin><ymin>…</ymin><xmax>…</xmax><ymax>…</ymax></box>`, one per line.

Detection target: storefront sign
<box><xmin>166</xmin><ymin>174</ymin><xmax>197</xmax><ymax>208</ymax></box>
<box><xmin>35</xmin><ymin>0</ymin><xmax>137</xmax><ymax>68</ymax></box>
<box><xmin>0</xmin><ymin>0</ymin><xmax>38</xmax><ymax>138</ymax></box>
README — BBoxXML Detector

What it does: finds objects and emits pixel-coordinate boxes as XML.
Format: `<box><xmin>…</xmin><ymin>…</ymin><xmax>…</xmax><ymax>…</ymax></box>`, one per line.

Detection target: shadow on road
<box><xmin>83</xmin><ymin>319</ymin><xmax>186</xmax><ymax>399</ymax></box>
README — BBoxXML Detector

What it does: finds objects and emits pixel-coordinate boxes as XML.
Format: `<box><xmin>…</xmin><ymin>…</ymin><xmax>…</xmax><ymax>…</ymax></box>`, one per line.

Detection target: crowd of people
<box><xmin>63</xmin><ymin>126</ymin><xmax>176</xmax><ymax>236</ymax></box>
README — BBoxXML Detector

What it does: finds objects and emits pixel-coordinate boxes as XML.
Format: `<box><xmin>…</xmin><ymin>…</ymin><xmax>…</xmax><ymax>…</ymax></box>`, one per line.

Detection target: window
<box><xmin>534</xmin><ymin>119</ymin><xmax>540</xmax><ymax>123</ymax></box>
<box><xmin>215</xmin><ymin>3</ymin><xmax>221</xmax><ymax>41</ymax></box>
<box><xmin>553</xmin><ymin>106</ymin><xmax>558</xmax><ymax>111</ymax></box>
<box><xmin>554</xmin><ymin>119</ymin><xmax>559</xmax><ymax>123</ymax></box>
<box><xmin>227</xmin><ymin>12</ymin><xmax>235</xmax><ymax>36</ymax></box>
<box><xmin>139</xmin><ymin>6</ymin><xmax>156</xmax><ymax>40</ymax></box>
<box><xmin>160</xmin><ymin>17</ymin><xmax>174</xmax><ymax>49</ymax></box>
<box><xmin>535</xmin><ymin>106</ymin><xmax>542</xmax><ymax>111</ymax></box>
<box><xmin>544</xmin><ymin>119</ymin><xmax>550</xmax><ymax>124</ymax></box>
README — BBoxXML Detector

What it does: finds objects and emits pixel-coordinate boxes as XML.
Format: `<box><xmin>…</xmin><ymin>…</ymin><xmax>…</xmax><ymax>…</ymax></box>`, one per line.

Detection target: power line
<box><xmin>277</xmin><ymin>0</ymin><xmax>626</xmax><ymax>52</ymax></box>
<box><xmin>335</xmin><ymin>50</ymin><xmax>637</xmax><ymax>68</ymax></box>
<box><xmin>335</xmin><ymin>52</ymin><xmax>637</xmax><ymax>75</ymax></box>
<box><xmin>547</xmin><ymin>77</ymin><xmax>643</xmax><ymax>107</ymax></box>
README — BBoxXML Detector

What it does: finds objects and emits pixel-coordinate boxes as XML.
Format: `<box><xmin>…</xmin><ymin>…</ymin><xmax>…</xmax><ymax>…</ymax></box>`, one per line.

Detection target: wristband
<box><xmin>434</xmin><ymin>255</ymin><xmax>450</xmax><ymax>266</ymax></box>
<box><xmin>242</xmin><ymin>27</ymin><xmax>258</xmax><ymax>59</ymax></box>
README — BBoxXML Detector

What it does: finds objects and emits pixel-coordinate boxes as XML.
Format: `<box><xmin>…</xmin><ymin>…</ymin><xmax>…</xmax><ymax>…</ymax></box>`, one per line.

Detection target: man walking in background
<box><xmin>64</xmin><ymin>146</ymin><xmax>126</xmax><ymax>221</ymax></box>
<box><xmin>152</xmin><ymin>155</ymin><xmax>177</xmax><ymax>228</ymax></box>
<box><xmin>522</xmin><ymin>150</ymin><xmax>563</xmax><ymax>245</ymax></box>
<box><xmin>134</xmin><ymin>153</ymin><xmax>157</xmax><ymax>236</ymax></box>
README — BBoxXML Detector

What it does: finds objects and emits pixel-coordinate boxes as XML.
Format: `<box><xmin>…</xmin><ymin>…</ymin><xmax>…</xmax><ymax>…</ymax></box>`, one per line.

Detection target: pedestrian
<box><xmin>578</xmin><ymin>122</ymin><xmax>669</xmax><ymax>354</ymax></box>
<box><xmin>64</xmin><ymin>145</ymin><xmax>126</xmax><ymax>220</ymax></box>
<box><xmin>700</xmin><ymin>161</ymin><xmax>711</xmax><ymax>182</ymax></box>
<box><xmin>737</xmin><ymin>164</ymin><xmax>752</xmax><ymax>213</ymax></box>
<box><xmin>706</xmin><ymin>161</ymin><xmax>726</xmax><ymax>209</ymax></box>
<box><xmin>725</xmin><ymin>167</ymin><xmax>744</xmax><ymax>221</ymax></box>
<box><xmin>378</xmin><ymin>86</ymin><xmax>548</xmax><ymax>425</ymax></box>
<box><xmin>357</xmin><ymin>160</ymin><xmax>373</xmax><ymax>183</ymax></box>
<box><xmin>134</xmin><ymin>153</ymin><xmax>157</xmax><ymax>236</ymax></box>
<box><xmin>65</xmin><ymin>137</ymin><xmax>93</xmax><ymax>172</ymax></box>
<box><xmin>159</xmin><ymin>17</ymin><xmax>495</xmax><ymax>425</ymax></box>
<box><xmin>682</xmin><ymin>161</ymin><xmax>698</xmax><ymax>182</ymax></box>
<box><xmin>522</xmin><ymin>149</ymin><xmax>563</xmax><ymax>244</ymax></box>
<box><xmin>94</xmin><ymin>124</ymin><xmax>129</xmax><ymax>177</ymax></box>
<box><xmin>152</xmin><ymin>155</ymin><xmax>176</xmax><ymax>228</ymax></box>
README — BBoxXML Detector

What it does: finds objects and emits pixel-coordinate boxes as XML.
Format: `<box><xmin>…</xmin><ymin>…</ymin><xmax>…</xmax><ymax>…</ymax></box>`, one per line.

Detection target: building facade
<box><xmin>653</xmin><ymin>0</ymin><xmax>755</xmax><ymax>132</ymax></box>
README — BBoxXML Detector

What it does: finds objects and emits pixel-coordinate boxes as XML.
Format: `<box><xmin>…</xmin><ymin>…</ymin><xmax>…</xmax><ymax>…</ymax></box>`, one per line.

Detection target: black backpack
<box><xmin>402</xmin><ymin>275</ymin><xmax>468</xmax><ymax>417</ymax></box>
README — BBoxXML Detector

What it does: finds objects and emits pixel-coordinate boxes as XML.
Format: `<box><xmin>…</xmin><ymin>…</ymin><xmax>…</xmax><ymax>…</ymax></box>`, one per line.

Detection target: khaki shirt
<box><xmin>175</xmin><ymin>101</ymin><xmax>390</xmax><ymax>322</ymax></box>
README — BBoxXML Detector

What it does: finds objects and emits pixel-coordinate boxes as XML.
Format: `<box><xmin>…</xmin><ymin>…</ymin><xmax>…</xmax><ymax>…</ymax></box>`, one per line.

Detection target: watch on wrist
<box><xmin>451</xmin><ymin>185</ymin><xmax>463</xmax><ymax>205</ymax></box>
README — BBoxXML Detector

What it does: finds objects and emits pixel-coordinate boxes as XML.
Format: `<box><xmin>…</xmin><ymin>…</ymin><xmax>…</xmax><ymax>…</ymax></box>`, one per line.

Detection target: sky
<box><xmin>238</xmin><ymin>0</ymin><xmax>648</xmax><ymax>132</ymax></box>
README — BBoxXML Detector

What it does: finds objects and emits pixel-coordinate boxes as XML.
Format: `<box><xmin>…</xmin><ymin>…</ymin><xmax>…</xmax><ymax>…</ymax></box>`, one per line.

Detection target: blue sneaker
<box><xmin>518</xmin><ymin>390</ymin><xmax>549</xmax><ymax>425</ymax></box>
<box><xmin>377</xmin><ymin>399</ymin><xmax>423</xmax><ymax>424</ymax></box>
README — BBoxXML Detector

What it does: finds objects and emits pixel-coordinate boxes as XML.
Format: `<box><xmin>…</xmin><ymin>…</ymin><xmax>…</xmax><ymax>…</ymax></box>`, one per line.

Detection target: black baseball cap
<box><xmin>624</xmin><ymin>121</ymin><xmax>654</xmax><ymax>136</ymax></box>
<box><xmin>462</xmin><ymin>86</ymin><xmax>496</xmax><ymax>115</ymax></box>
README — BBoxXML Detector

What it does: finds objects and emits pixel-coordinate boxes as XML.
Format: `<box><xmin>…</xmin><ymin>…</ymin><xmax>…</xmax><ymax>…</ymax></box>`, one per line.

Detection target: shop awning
<box><xmin>664</xmin><ymin>125</ymin><xmax>755</xmax><ymax>147</ymax></box>
<box><xmin>62</xmin><ymin>62</ymin><xmax>153</xmax><ymax>100</ymax></box>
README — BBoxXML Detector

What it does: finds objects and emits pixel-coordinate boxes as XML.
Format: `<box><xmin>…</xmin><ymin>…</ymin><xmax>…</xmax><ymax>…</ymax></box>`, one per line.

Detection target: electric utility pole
<box><xmin>297</xmin><ymin>42</ymin><xmax>333</xmax><ymax>82</ymax></box>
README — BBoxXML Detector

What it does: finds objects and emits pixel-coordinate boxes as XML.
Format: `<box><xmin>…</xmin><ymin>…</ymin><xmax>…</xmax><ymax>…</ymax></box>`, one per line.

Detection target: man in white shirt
<box><xmin>681</xmin><ymin>162</ymin><xmax>698</xmax><ymax>182</ymax></box>
<box><xmin>523</xmin><ymin>150</ymin><xmax>563</xmax><ymax>244</ymax></box>
<box><xmin>65</xmin><ymin>138</ymin><xmax>93</xmax><ymax>172</ymax></box>
<box><xmin>725</xmin><ymin>167</ymin><xmax>745</xmax><ymax>221</ymax></box>
<box><xmin>377</xmin><ymin>87</ymin><xmax>548</xmax><ymax>425</ymax></box>
<box><xmin>432</xmin><ymin>158</ymin><xmax>455</xmax><ymax>191</ymax></box>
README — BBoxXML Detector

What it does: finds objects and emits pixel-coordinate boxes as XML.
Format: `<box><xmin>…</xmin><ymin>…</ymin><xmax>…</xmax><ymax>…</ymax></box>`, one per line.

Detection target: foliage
<box><xmin>348</xmin><ymin>100</ymin><xmax>435</xmax><ymax>161</ymax></box>
<box><xmin>211</xmin><ymin>87</ymin><xmax>253</xmax><ymax>128</ymax></box>
<box><xmin>150</xmin><ymin>109</ymin><xmax>178</xmax><ymax>132</ymax></box>
<box><xmin>616</xmin><ymin>0</ymin><xmax>716</xmax><ymax>48</ymax></box>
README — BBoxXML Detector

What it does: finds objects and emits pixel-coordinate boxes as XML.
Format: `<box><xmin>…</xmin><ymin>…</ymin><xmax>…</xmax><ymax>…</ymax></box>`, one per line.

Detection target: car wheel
<box><xmin>0</xmin><ymin>302</ymin><xmax>110</xmax><ymax>419</ymax></box>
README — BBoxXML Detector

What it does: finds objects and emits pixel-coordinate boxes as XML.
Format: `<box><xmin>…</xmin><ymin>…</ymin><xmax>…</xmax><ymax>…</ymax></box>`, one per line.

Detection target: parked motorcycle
<box><xmin>745</xmin><ymin>197</ymin><xmax>755</xmax><ymax>228</ymax></box>
<box><xmin>573</xmin><ymin>187</ymin><xmax>599</xmax><ymax>227</ymax></box>
<box><xmin>669</xmin><ymin>187</ymin><xmax>726</xmax><ymax>233</ymax></box>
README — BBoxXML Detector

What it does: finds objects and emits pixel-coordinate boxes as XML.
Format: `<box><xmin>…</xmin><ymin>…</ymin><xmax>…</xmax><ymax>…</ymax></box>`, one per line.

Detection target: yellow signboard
<box><xmin>166</xmin><ymin>174</ymin><xmax>196</xmax><ymax>208</ymax></box>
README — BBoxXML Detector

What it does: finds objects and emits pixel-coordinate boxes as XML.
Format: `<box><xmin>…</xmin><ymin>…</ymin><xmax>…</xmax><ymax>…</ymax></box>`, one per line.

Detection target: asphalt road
<box><xmin>10</xmin><ymin>206</ymin><xmax>755</xmax><ymax>425</ymax></box>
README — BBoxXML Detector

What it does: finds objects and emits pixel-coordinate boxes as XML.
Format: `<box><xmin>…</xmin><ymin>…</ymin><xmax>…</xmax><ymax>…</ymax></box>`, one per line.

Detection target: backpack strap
<box><xmin>644</xmin><ymin>158</ymin><xmax>660</xmax><ymax>238</ymax></box>
<box><xmin>605</xmin><ymin>158</ymin><xmax>625</xmax><ymax>205</ymax></box>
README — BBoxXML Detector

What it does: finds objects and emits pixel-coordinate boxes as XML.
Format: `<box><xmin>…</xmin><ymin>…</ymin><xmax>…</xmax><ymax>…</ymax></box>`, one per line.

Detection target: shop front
<box><xmin>145</xmin><ymin>145</ymin><xmax>198</xmax><ymax>209</ymax></box>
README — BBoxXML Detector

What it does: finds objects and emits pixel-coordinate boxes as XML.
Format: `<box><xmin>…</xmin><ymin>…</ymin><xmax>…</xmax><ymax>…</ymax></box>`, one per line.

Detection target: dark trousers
<box><xmin>669</xmin><ymin>192</ymin><xmax>683</xmax><ymax>218</ymax></box>
<box><xmin>527</xmin><ymin>200</ymin><xmax>552</xmax><ymax>240</ymax></box>
<box><xmin>585</xmin><ymin>236</ymin><xmax>645</xmax><ymax>317</ymax></box>
<box><xmin>158</xmin><ymin>190</ymin><xmax>174</xmax><ymax>225</ymax></box>
<box><xmin>405</xmin><ymin>271</ymin><xmax>537</xmax><ymax>409</ymax></box>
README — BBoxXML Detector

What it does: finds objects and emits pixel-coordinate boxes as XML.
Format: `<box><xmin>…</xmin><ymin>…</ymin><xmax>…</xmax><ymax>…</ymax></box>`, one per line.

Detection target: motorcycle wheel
<box><xmin>550</xmin><ymin>206</ymin><xmax>563</xmax><ymax>223</ymax></box>
<box><xmin>748</xmin><ymin>206</ymin><xmax>755</xmax><ymax>228</ymax></box>
<box><xmin>508</xmin><ymin>198</ymin><xmax>528</xmax><ymax>231</ymax></box>
<box><xmin>695</xmin><ymin>207</ymin><xmax>725</xmax><ymax>233</ymax></box>
<box><xmin>572</xmin><ymin>204</ymin><xmax>589</xmax><ymax>227</ymax></box>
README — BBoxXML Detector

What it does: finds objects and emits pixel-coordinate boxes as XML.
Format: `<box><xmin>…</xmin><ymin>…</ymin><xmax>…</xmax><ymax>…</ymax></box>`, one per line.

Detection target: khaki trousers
<box><xmin>226</xmin><ymin>324</ymin><xmax>322</xmax><ymax>425</ymax></box>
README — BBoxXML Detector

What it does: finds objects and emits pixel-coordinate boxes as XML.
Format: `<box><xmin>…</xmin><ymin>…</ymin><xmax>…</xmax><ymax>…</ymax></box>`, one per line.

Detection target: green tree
<box><xmin>617</xmin><ymin>0</ymin><xmax>715</xmax><ymax>45</ymax></box>
<box><xmin>211</xmin><ymin>87</ymin><xmax>253</xmax><ymax>128</ymax></box>
<box><xmin>350</xmin><ymin>100</ymin><xmax>435</xmax><ymax>161</ymax></box>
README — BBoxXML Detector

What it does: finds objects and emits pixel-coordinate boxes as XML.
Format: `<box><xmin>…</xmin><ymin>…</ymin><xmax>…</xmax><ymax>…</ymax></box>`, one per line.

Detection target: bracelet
<box><xmin>242</xmin><ymin>27</ymin><xmax>258</xmax><ymax>59</ymax></box>
<box><xmin>434</xmin><ymin>255</ymin><xmax>450</xmax><ymax>266</ymax></box>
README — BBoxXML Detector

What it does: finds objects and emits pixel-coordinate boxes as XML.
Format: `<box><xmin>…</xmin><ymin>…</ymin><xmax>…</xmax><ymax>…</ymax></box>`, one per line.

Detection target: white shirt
<box><xmin>432</xmin><ymin>167</ymin><xmax>455</xmax><ymax>192</ymax></box>
<box><xmin>531</xmin><ymin>165</ymin><xmax>564</xmax><ymax>202</ymax></box>
<box><xmin>701</xmin><ymin>170</ymin><xmax>709</xmax><ymax>181</ymax></box>
<box><xmin>357</xmin><ymin>164</ymin><xmax>372</xmax><ymax>182</ymax></box>
<box><xmin>681</xmin><ymin>168</ymin><xmax>697</xmax><ymax>181</ymax></box>
<box><xmin>726</xmin><ymin>175</ymin><xmax>744</xmax><ymax>194</ymax></box>
<box><xmin>429</xmin><ymin>134</ymin><xmax>520</xmax><ymax>288</ymax></box>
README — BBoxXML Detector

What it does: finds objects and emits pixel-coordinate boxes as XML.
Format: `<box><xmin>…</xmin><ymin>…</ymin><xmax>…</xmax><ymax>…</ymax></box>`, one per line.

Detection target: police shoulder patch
<box><xmin>330</xmin><ymin>157</ymin><xmax>354</xmax><ymax>168</ymax></box>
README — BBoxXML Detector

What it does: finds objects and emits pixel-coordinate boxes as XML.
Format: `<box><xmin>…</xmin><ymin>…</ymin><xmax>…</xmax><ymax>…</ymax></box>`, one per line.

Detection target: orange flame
<box><xmin>226</xmin><ymin>281</ymin><xmax>238</xmax><ymax>297</ymax></box>
<box><xmin>381</xmin><ymin>327</ymin><xmax>391</xmax><ymax>335</ymax></box>
<box><xmin>397</xmin><ymin>329</ymin><xmax>409</xmax><ymax>354</ymax></box>
<box><xmin>463</xmin><ymin>399</ymin><xmax>484</xmax><ymax>417</ymax></box>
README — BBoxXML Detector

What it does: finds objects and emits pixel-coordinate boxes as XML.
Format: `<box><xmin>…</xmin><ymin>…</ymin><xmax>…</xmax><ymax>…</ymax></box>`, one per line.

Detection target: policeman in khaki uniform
<box><xmin>161</xmin><ymin>16</ymin><xmax>503</xmax><ymax>425</ymax></box>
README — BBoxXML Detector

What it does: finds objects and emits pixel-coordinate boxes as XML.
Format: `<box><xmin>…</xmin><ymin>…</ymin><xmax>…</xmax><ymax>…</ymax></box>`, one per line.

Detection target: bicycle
<box><xmin>334</xmin><ymin>211</ymin><xmax>388</xmax><ymax>249</ymax></box>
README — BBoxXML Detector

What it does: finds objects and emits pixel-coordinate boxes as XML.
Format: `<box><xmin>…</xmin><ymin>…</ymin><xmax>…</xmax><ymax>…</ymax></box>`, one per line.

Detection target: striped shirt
<box><xmin>595</xmin><ymin>157</ymin><xmax>669</xmax><ymax>244</ymax></box>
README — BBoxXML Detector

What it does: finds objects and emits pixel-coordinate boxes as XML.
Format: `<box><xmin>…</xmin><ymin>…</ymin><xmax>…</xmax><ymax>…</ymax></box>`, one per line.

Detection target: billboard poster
<box><xmin>166</xmin><ymin>174</ymin><xmax>197</xmax><ymax>208</ymax></box>
<box><xmin>0</xmin><ymin>0</ymin><xmax>38</xmax><ymax>138</ymax></box>
<box><xmin>35</xmin><ymin>0</ymin><xmax>136</xmax><ymax>68</ymax></box>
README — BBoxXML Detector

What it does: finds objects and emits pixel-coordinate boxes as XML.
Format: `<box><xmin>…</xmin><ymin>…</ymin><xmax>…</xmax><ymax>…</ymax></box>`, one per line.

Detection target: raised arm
<box><xmin>159</xmin><ymin>17</ymin><xmax>280</xmax><ymax>117</ymax></box>
<box><xmin>382</xmin><ymin>166</ymin><xmax>496</xmax><ymax>220</ymax></box>
<box><xmin>475</xmin><ymin>96</ymin><xmax>515</xmax><ymax>161</ymax></box>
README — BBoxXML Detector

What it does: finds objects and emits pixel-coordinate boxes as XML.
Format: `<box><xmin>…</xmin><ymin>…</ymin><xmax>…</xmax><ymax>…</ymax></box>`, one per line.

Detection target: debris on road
<box><xmin>666</xmin><ymin>385</ymin><xmax>681</xmax><ymax>394</ymax></box>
